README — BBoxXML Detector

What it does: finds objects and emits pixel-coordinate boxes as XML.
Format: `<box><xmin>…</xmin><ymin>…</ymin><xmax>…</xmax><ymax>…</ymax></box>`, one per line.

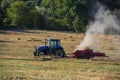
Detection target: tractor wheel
<box><xmin>54</xmin><ymin>50</ymin><xmax>64</xmax><ymax>58</ymax></box>
<box><xmin>38</xmin><ymin>51</ymin><xmax>45</xmax><ymax>57</ymax></box>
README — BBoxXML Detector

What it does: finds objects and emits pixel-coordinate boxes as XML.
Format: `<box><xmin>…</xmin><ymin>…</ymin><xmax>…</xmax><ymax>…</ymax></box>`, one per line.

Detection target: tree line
<box><xmin>0</xmin><ymin>0</ymin><xmax>120</xmax><ymax>32</ymax></box>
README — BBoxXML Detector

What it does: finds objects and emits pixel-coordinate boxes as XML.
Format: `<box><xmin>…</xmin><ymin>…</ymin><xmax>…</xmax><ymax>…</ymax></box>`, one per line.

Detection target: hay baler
<box><xmin>73</xmin><ymin>48</ymin><xmax>107</xmax><ymax>59</ymax></box>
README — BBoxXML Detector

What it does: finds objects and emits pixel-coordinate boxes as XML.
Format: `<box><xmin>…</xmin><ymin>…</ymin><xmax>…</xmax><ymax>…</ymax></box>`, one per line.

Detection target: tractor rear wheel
<box><xmin>54</xmin><ymin>50</ymin><xmax>64</xmax><ymax>58</ymax></box>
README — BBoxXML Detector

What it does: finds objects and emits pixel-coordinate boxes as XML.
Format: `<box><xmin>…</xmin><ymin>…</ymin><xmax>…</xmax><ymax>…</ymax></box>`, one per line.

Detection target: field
<box><xmin>0</xmin><ymin>30</ymin><xmax>120</xmax><ymax>80</ymax></box>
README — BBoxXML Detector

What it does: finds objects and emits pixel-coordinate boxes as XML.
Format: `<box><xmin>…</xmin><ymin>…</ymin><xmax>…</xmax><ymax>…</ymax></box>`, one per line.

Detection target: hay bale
<box><xmin>27</xmin><ymin>40</ymin><xmax>32</xmax><ymax>42</ymax></box>
<box><xmin>18</xmin><ymin>38</ymin><xmax>21</xmax><ymax>40</ymax></box>
<box><xmin>33</xmin><ymin>39</ymin><xmax>42</xmax><ymax>42</ymax></box>
<box><xmin>71</xmin><ymin>39</ymin><xmax>75</xmax><ymax>41</ymax></box>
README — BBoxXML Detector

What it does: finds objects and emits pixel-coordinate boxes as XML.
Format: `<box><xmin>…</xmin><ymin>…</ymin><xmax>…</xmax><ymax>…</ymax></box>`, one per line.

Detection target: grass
<box><xmin>0</xmin><ymin>30</ymin><xmax>120</xmax><ymax>80</ymax></box>
<box><xmin>0</xmin><ymin>58</ymin><xmax>120</xmax><ymax>80</ymax></box>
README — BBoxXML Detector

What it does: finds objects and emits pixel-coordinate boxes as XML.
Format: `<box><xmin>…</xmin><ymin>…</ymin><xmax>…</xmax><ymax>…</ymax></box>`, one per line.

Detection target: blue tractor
<box><xmin>33</xmin><ymin>38</ymin><xmax>66</xmax><ymax>58</ymax></box>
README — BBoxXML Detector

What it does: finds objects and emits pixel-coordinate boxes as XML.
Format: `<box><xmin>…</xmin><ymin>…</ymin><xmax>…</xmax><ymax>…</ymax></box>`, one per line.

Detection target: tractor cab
<box><xmin>46</xmin><ymin>38</ymin><xmax>61</xmax><ymax>49</ymax></box>
<box><xmin>33</xmin><ymin>38</ymin><xmax>66</xmax><ymax>58</ymax></box>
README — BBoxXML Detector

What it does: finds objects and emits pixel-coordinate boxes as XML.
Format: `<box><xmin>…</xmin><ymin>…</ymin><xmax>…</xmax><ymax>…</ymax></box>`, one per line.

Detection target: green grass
<box><xmin>0</xmin><ymin>30</ymin><xmax>120</xmax><ymax>80</ymax></box>
<box><xmin>0</xmin><ymin>58</ymin><xmax>120</xmax><ymax>80</ymax></box>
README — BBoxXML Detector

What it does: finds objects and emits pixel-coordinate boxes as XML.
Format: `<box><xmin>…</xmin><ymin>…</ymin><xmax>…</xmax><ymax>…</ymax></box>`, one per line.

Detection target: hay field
<box><xmin>0</xmin><ymin>30</ymin><xmax>120</xmax><ymax>80</ymax></box>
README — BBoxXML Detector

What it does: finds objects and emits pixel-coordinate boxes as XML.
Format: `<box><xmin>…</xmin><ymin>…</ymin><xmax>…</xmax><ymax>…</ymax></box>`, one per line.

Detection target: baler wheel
<box><xmin>84</xmin><ymin>55</ymin><xmax>91</xmax><ymax>59</ymax></box>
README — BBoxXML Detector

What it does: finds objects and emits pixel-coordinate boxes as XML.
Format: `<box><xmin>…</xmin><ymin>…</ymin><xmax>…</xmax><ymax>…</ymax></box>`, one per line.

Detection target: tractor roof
<box><xmin>47</xmin><ymin>38</ymin><xmax>60</xmax><ymax>41</ymax></box>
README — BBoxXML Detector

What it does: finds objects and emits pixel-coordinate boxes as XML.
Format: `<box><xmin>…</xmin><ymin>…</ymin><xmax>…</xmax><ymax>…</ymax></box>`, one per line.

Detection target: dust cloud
<box><xmin>75</xmin><ymin>2</ymin><xmax>120</xmax><ymax>55</ymax></box>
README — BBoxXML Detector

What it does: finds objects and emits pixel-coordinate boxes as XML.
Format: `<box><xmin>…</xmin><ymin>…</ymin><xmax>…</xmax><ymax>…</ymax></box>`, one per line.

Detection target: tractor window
<box><xmin>49</xmin><ymin>40</ymin><xmax>61</xmax><ymax>48</ymax></box>
<box><xmin>56</xmin><ymin>41</ymin><xmax>60</xmax><ymax>46</ymax></box>
<box><xmin>49</xmin><ymin>41</ymin><xmax>55</xmax><ymax>48</ymax></box>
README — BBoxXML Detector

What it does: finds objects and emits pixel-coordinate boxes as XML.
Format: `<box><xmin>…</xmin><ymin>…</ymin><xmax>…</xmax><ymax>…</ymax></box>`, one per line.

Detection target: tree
<box><xmin>73</xmin><ymin>16</ymin><xmax>85</xmax><ymax>32</ymax></box>
<box><xmin>1</xmin><ymin>0</ymin><xmax>120</xmax><ymax>31</ymax></box>
<box><xmin>0</xmin><ymin>14</ymin><xmax>3</xmax><ymax>28</ymax></box>
<box><xmin>1</xmin><ymin>0</ymin><xmax>15</xmax><ymax>13</ymax></box>
<box><xmin>29</xmin><ymin>10</ymin><xmax>45</xmax><ymax>29</ymax></box>
<box><xmin>0</xmin><ymin>0</ymin><xmax>2</xmax><ymax>27</ymax></box>
<box><xmin>41</xmin><ymin>0</ymin><xmax>89</xmax><ymax>31</ymax></box>
<box><xmin>99</xmin><ymin>0</ymin><xmax>120</xmax><ymax>10</ymax></box>
<box><xmin>6</xmin><ymin>1</ymin><xmax>30</xmax><ymax>28</ymax></box>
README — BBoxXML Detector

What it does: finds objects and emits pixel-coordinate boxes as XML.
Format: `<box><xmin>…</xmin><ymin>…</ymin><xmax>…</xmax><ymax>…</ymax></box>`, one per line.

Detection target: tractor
<box><xmin>33</xmin><ymin>38</ymin><xmax>66</xmax><ymax>58</ymax></box>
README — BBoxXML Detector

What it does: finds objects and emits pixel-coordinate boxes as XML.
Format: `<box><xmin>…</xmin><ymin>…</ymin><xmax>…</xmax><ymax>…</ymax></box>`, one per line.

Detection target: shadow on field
<box><xmin>0</xmin><ymin>57</ymin><xmax>53</xmax><ymax>62</ymax></box>
<box><xmin>0</xmin><ymin>30</ymin><xmax>45</xmax><ymax>35</ymax></box>
<box><xmin>0</xmin><ymin>40</ymin><xmax>15</xmax><ymax>43</ymax></box>
<box><xmin>16</xmin><ymin>30</ymin><xmax>45</xmax><ymax>34</ymax></box>
<box><xmin>0</xmin><ymin>57</ymin><xmax>34</xmax><ymax>61</ymax></box>
<box><xmin>0</xmin><ymin>30</ymin><xmax>10</xmax><ymax>34</ymax></box>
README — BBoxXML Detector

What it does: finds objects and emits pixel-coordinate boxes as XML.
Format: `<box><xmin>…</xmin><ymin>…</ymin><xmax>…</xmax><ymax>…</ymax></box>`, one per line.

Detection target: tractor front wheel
<box><xmin>38</xmin><ymin>51</ymin><xmax>45</xmax><ymax>57</ymax></box>
<box><xmin>54</xmin><ymin>50</ymin><xmax>64</xmax><ymax>58</ymax></box>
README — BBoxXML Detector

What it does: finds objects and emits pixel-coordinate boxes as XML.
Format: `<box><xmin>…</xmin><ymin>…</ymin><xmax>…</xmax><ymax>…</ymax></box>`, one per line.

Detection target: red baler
<box><xmin>73</xmin><ymin>48</ymin><xmax>107</xmax><ymax>59</ymax></box>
